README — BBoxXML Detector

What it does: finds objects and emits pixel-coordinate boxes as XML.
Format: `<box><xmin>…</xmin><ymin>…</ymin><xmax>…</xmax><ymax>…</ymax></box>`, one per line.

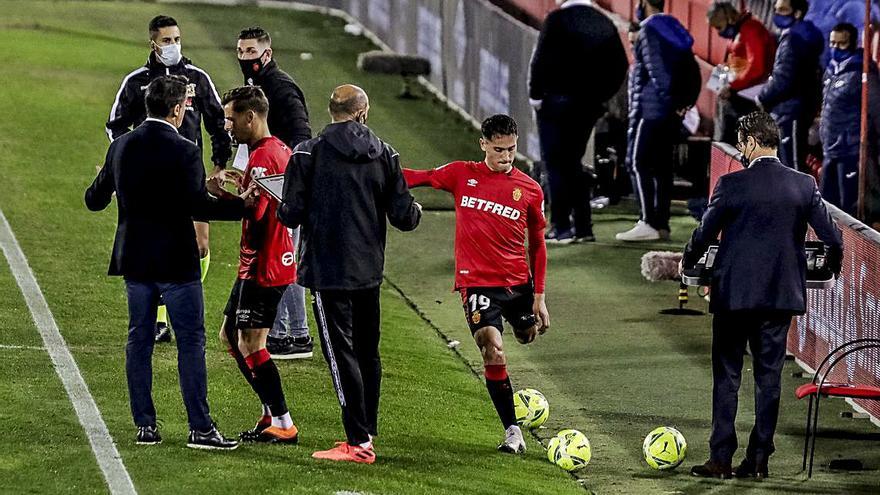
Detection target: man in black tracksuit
<box><xmin>106</xmin><ymin>16</ymin><xmax>231</xmax><ymax>171</ymax></box>
<box><xmin>278</xmin><ymin>85</ymin><xmax>421</xmax><ymax>464</ymax></box>
<box><xmin>237</xmin><ymin>26</ymin><xmax>314</xmax><ymax>359</ymax></box>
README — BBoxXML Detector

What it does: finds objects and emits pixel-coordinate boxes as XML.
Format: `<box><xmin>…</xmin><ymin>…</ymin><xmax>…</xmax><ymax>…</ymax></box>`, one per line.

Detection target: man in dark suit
<box><xmin>683</xmin><ymin>111</ymin><xmax>843</xmax><ymax>478</ymax></box>
<box><xmin>529</xmin><ymin>0</ymin><xmax>627</xmax><ymax>243</ymax></box>
<box><xmin>86</xmin><ymin>75</ymin><xmax>248</xmax><ymax>450</ymax></box>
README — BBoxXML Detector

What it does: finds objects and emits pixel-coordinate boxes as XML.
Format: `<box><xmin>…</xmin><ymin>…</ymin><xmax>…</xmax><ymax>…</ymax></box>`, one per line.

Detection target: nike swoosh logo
<box><xmin>846</xmin><ymin>172</ymin><xmax>857</xmax><ymax>179</ymax></box>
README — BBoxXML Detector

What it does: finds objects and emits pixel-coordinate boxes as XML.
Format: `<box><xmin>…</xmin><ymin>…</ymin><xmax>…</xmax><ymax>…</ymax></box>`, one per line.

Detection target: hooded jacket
<box><xmin>278</xmin><ymin>121</ymin><xmax>421</xmax><ymax>290</ymax></box>
<box><xmin>629</xmin><ymin>13</ymin><xmax>695</xmax><ymax>121</ymax></box>
<box><xmin>758</xmin><ymin>20</ymin><xmax>824</xmax><ymax>120</ymax></box>
<box><xmin>105</xmin><ymin>53</ymin><xmax>232</xmax><ymax>167</ymax></box>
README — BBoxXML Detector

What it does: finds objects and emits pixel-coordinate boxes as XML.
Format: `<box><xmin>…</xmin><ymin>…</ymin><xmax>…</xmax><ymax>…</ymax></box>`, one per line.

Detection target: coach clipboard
<box><xmin>254</xmin><ymin>174</ymin><xmax>285</xmax><ymax>201</ymax></box>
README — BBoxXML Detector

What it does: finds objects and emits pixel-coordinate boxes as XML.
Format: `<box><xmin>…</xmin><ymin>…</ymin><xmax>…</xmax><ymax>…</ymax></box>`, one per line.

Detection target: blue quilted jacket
<box><xmin>758</xmin><ymin>20</ymin><xmax>824</xmax><ymax>120</ymax></box>
<box><xmin>820</xmin><ymin>52</ymin><xmax>880</xmax><ymax>158</ymax></box>
<box><xmin>628</xmin><ymin>14</ymin><xmax>694</xmax><ymax>121</ymax></box>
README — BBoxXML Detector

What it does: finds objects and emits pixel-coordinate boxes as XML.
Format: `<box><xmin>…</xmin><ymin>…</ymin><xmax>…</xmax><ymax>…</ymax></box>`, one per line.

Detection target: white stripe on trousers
<box><xmin>632</xmin><ymin>118</ymin><xmax>647</xmax><ymax>221</ymax></box>
<box><xmin>314</xmin><ymin>292</ymin><xmax>346</xmax><ymax>407</ymax></box>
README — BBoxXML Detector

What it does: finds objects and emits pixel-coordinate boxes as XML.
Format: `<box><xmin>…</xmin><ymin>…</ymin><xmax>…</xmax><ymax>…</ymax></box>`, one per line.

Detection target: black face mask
<box><xmin>737</xmin><ymin>140</ymin><xmax>755</xmax><ymax>168</ymax></box>
<box><xmin>239</xmin><ymin>51</ymin><xmax>267</xmax><ymax>81</ymax></box>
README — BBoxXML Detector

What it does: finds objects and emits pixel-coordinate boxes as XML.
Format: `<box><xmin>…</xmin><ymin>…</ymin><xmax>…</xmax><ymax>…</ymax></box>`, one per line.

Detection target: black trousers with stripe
<box><xmin>626</xmin><ymin>116</ymin><xmax>676</xmax><ymax>231</ymax></box>
<box><xmin>312</xmin><ymin>287</ymin><xmax>381</xmax><ymax>445</ymax></box>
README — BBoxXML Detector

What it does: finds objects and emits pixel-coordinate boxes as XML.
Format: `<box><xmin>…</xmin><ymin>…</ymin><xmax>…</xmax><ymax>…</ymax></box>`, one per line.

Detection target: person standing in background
<box><xmin>708</xmin><ymin>2</ymin><xmax>776</xmax><ymax>145</ymax></box>
<box><xmin>617</xmin><ymin>0</ymin><xmax>697</xmax><ymax>242</ymax></box>
<box><xmin>529</xmin><ymin>0</ymin><xmax>628</xmax><ymax>243</ymax></box>
<box><xmin>819</xmin><ymin>22</ymin><xmax>880</xmax><ymax>216</ymax></box>
<box><xmin>757</xmin><ymin>0</ymin><xmax>824</xmax><ymax>170</ymax></box>
<box><xmin>237</xmin><ymin>26</ymin><xmax>314</xmax><ymax>359</ymax></box>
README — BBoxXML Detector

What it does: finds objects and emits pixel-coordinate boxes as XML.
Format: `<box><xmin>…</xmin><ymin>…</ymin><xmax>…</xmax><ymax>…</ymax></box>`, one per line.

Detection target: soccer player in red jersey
<box><xmin>218</xmin><ymin>86</ymin><xmax>299</xmax><ymax>443</ymax></box>
<box><xmin>403</xmin><ymin>114</ymin><xmax>550</xmax><ymax>454</ymax></box>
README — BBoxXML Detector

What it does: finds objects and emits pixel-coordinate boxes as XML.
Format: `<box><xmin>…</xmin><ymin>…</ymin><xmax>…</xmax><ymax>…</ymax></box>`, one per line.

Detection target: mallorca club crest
<box><xmin>185</xmin><ymin>83</ymin><xmax>197</xmax><ymax>107</ymax></box>
<box><xmin>512</xmin><ymin>187</ymin><xmax>522</xmax><ymax>201</ymax></box>
<box><xmin>472</xmin><ymin>311</ymin><xmax>481</xmax><ymax>325</ymax></box>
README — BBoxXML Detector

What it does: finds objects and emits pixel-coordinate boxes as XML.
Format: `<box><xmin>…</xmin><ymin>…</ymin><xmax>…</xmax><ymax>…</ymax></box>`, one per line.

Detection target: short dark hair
<box><xmin>221</xmin><ymin>86</ymin><xmax>269</xmax><ymax>116</ymax></box>
<box><xmin>645</xmin><ymin>0</ymin><xmax>665</xmax><ymax>11</ymax></box>
<box><xmin>238</xmin><ymin>26</ymin><xmax>271</xmax><ymax>45</ymax></box>
<box><xmin>149</xmin><ymin>15</ymin><xmax>178</xmax><ymax>39</ymax></box>
<box><xmin>736</xmin><ymin>111</ymin><xmax>780</xmax><ymax>148</ymax></box>
<box><xmin>790</xmin><ymin>0</ymin><xmax>809</xmax><ymax>16</ymax></box>
<box><xmin>481</xmin><ymin>114</ymin><xmax>518</xmax><ymax>140</ymax></box>
<box><xmin>145</xmin><ymin>75</ymin><xmax>188</xmax><ymax>118</ymax></box>
<box><xmin>832</xmin><ymin>22</ymin><xmax>859</xmax><ymax>50</ymax></box>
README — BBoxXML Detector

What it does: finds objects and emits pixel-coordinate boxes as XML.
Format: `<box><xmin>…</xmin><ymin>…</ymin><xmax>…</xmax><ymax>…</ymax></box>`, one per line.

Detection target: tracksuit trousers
<box><xmin>311</xmin><ymin>287</ymin><xmax>382</xmax><ymax>446</ymax></box>
<box><xmin>626</xmin><ymin>116</ymin><xmax>677</xmax><ymax>231</ymax></box>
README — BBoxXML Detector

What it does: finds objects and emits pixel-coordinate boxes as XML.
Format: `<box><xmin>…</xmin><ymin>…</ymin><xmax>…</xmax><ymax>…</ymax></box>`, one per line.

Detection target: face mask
<box><xmin>155</xmin><ymin>42</ymin><xmax>182</xmax><ymax>67</ymax></box>
<box><xmin>737</xmin><ymin>139</ymin><xmax>755</xmax><ymax>167</ymax></box>
<box><xmin>239</xmin><ymin>50</ymin><xmax>267</xmax><ymax>81</ymax></box>
<box><xmin>636</xmin><ymin>4</ymin><xmax>647</xmax><ymax>22</ymax></box>
<box><xmin>719</xmin><ymin>24</ymin><xmax>738</xmax><ymax>39</ymax></box>
<box><xmin>830</xmin><ymin>47</ymin><xmax>854</xmax><ymax>64</ymax></box>
<box><xmin>773</xmin><ymin>13</ymin><xmax>795</xmax><ymax>30</ymax></box>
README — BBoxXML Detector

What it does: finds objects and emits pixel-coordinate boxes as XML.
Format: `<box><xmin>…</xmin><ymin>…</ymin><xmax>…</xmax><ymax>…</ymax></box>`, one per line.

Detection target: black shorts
<box><xmin>223</xmin><ymin>278</ymin><xmax>287</xmax><ymax>330</ymax></box>
<box><xmin>460</xmin><ymin>282</ymin><xmax>537</xmax><ymax>335</ymax></box>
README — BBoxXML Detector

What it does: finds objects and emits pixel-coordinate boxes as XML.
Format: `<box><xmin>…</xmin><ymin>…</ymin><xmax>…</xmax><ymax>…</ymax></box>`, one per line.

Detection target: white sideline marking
<box><xmin>0</xmin><ymin>209</ymin><xmax>137</xmax><ymax>495</ymax></box>
<box><xmin>0</xmin><ymin>343</ymin><xmax>45</xmax><ymax>351</ymax></box>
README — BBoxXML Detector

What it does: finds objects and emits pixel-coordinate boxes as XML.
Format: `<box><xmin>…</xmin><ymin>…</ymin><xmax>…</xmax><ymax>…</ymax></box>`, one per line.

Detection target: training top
<box><xmin>403</xmin><ymin>161</ymin><xmax>547</xmax><ymax>292</ymax></box>
<box><xmin>239</xmin><ymin>136</ymin><xmax>296</xmax><ymax>287</ymax></box>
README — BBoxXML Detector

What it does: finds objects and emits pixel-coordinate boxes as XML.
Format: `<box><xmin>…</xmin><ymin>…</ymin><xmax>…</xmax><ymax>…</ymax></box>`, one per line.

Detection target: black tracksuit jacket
<box><xmin>105</xmin><ymin>53</ymin><xmax>231</xmax><ymax>168</ymax></box>
<box><xmin>278</xmin><ymin>121</ymin><xmax>421</xmax><ymax>290</ymax></box>
<box><xmin>246</xmin><ymin>60</ymin><xmax>312</xmax><ymax>149</ymax></box>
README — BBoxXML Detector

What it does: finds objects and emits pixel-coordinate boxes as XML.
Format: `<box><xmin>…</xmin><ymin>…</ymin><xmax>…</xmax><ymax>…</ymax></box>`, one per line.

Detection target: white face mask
<box><xmin>156</xmin><ymin>42</ymin><xmax>182</xmax><ymax>67</ymax></box>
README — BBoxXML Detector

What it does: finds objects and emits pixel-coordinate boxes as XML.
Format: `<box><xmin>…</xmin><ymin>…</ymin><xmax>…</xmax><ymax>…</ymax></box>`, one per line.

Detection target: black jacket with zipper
<box><xmin>278</xmin><ymin>121</ymin><xmax>421</xmax><ymax>290</ymax></box>
<box><xmin>105</xmin><ymin>53</ymin><xmax>231</xmax><ymax>168</ymax></box>
<box><xmin>246</xmin><ymin>60</ymin><xmax>312</xmax><ymax>149</ymax></box>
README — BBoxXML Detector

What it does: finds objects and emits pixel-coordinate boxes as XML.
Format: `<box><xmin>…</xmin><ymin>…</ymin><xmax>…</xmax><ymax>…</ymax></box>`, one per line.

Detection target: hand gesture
<box><xmin>240</xmin><ymin>183</ymin><xmax>259</xmax><ymax>208</ymax></box>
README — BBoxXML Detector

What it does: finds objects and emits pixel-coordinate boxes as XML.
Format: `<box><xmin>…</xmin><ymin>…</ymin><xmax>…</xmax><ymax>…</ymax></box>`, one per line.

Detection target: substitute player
<box><xmin>217</xmin><ymin>86</ymin><xmax>298</xmax><ymax>443</ymax></box>
<box><xmin>106</xmin><ymin>15</ymin><xmax>231</xmax><ymax>342</ymax></box>
<box><xmin>403</xmin><ymin>114</ymin><xmax>549</xmax><ymax>454</ymax></box>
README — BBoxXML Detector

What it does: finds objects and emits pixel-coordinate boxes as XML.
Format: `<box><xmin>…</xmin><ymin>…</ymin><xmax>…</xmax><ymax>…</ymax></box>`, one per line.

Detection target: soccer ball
<box><xmin>547</xmin><ymin>429</ymin><xmax>592</xmax><ymax>471</ymax></box>
<box><xmin>643</xmin><ymin>426</ymin><xmax>687</xmax><ymax>470</ymax></box>
<box><xmin>514</xmin><ymin>388</ymin><xmax>549</xmax><ymax>428</ymax></box>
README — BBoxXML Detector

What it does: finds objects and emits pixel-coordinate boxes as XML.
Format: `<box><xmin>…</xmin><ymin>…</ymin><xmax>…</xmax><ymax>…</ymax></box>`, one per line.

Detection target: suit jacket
<box><xmin>683</xmin><ymin>157</ymin><xmax>843</xmax><ymax>314</ymax></box>
<box><xmin>85</xmin><ymin>120</ymin><xmax>244</xmax><ymax>283</ymax></box>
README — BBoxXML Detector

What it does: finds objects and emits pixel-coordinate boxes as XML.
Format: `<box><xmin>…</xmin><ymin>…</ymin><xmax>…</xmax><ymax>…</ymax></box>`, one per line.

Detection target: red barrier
<box><xmin>710</xmin><ymin>142</ymin><xmax>880</xmax><ymax>425</ymax></box>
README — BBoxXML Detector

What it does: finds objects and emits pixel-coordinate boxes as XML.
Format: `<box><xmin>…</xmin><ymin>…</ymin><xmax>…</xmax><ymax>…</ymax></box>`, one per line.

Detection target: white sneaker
<box><xmin>615</xmin><ymin>221</ymin><xmax>661</xmax><ymax>242</ymax></box>
<box><xmin>497</xmin><ymin>425</ymin><xmax>526</xmax><ymax>454</ymax></box>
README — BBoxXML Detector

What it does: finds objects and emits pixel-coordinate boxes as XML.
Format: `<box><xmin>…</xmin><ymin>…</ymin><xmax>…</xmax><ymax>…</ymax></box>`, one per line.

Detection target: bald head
<box><xmin>329</xmin><ymin>84</ymin><xmax>370</xmax><ymax>123</ymax></box>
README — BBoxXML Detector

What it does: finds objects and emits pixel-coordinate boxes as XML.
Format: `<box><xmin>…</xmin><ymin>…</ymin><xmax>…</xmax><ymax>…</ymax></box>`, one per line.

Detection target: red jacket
<box><xmin>727</xmin><ymin>14</ymin><xmax>776</xmax><ymax>92</ymax></box>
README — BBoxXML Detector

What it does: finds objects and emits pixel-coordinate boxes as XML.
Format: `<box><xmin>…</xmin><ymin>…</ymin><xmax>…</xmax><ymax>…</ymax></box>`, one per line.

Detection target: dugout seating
<box><xmin>795</xmin><ymin>338</ymin><xmax>880</xmax><ymax>477</ymax></box>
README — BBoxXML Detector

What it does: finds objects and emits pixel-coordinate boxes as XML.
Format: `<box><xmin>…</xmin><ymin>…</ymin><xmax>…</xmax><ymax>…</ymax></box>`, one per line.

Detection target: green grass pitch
<box><xmin>0</xmin><ymin>1</ymin><xmax>878</xmax><ymax>494</ymax></box>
